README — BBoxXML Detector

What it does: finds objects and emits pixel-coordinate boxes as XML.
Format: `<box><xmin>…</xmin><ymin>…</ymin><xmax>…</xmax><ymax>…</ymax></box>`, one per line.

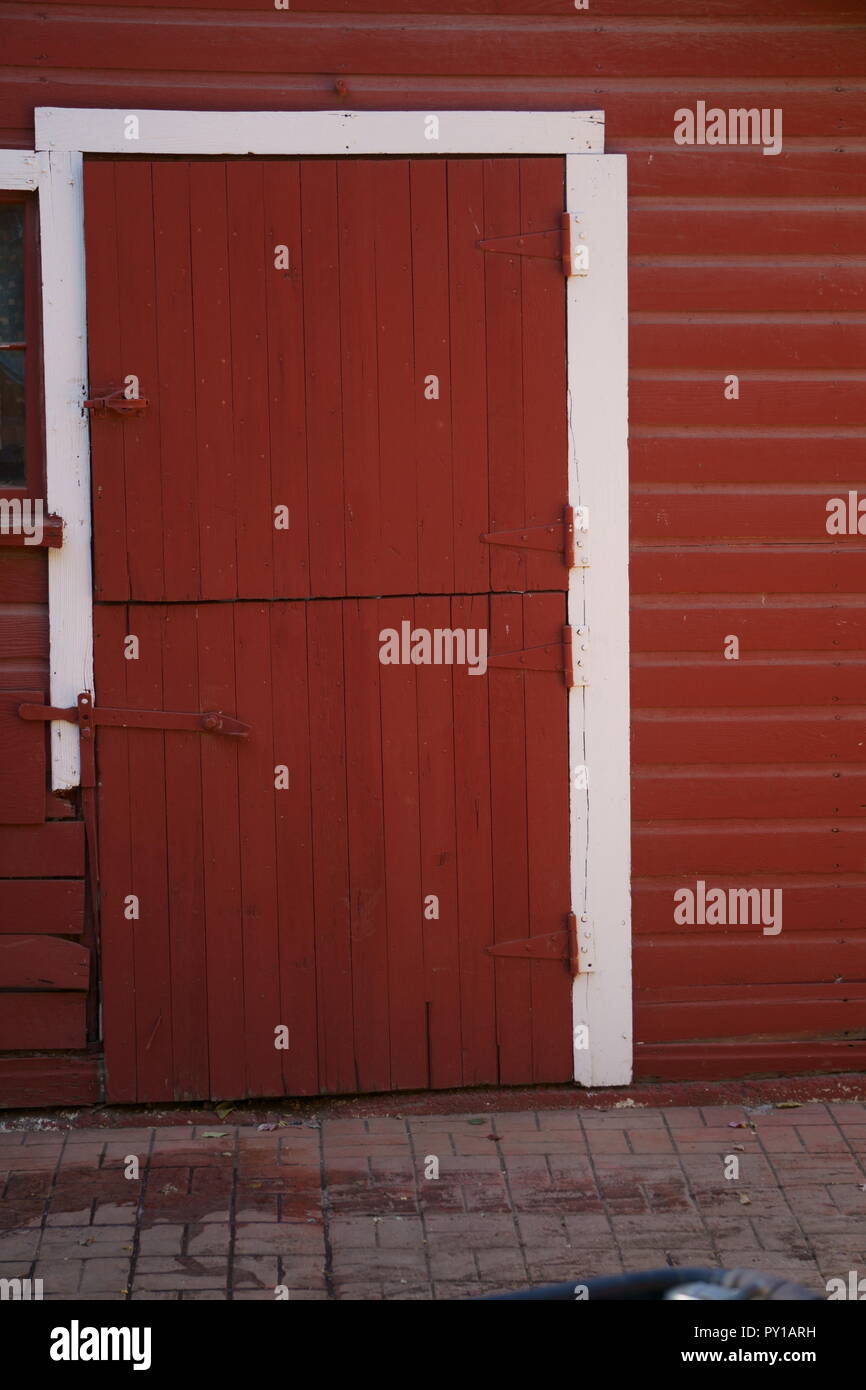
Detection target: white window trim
<box><xmin>22</xmin><ymin>107</ymin><xmax>631</xmax><ymax>1086</ymax></box>
<box><xmin>0</xmin><ymin>150</ymin><xmax>40</xmax><ymax>189</ymax></box>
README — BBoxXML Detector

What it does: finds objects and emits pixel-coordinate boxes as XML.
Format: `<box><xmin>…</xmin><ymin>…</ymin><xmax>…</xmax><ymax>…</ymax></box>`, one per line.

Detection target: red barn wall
<box><xmin>0</xmin><ymin>0</ymin><xmax>864</xmax><ymax>1098</ymax></box>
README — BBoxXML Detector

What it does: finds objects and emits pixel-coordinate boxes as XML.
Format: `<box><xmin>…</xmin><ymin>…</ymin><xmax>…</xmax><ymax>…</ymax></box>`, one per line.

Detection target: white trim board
<box><xmin>0</xmin><ymin>150</ymin><xmax>91</xmax><ymax>789</ymax></box>
<box><xmin>40</xmin><ymin>151</ymin><xmax>93</xmax><ymax>791</ymax></box>
<box><xmin>35</xmin><ymin>108</ymin><xmax>604</xmax><ymax>156</ymax></box>
<box><xmin>566</xmin><ymin>155</ymin><xmax>632</xmax><ymax>1087</ymax></box>
<box><xmin>20</xmin><ymin>108</ymin><xmax>631</xmax><ymax>1087</ymax></box>
<box><xmin>0</xmin><ymin>150</ymin><xmax>40</xmax><ymax>190</ymax></box>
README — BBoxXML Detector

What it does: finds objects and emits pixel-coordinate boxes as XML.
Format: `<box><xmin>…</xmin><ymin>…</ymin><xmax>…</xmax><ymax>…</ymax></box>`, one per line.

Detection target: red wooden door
<box><xmin>84</xmin><ymin>156</ymin><xmax>572</xmax><ymax>1101</ymax></box>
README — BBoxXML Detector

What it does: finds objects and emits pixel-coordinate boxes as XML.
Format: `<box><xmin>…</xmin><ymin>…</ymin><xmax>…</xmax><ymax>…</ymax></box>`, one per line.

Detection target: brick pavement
<box><xmin>2</xmin><ymin>1100</ymin><xmax>865</xmax><ymax>1300</ymax></box>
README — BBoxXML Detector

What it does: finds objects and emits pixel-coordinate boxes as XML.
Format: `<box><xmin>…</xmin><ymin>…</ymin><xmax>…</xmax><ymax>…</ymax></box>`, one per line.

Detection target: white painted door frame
<box><xmin>13</xmin><ymin>108</ymin><xmax>632</xmax><ymax>1086</ymax></box>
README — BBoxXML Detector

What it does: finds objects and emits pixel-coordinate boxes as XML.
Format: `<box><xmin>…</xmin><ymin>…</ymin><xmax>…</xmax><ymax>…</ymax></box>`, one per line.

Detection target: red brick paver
<box><xmin>1</xmin><ymin>1101</ymin><xmax>865</xmax><ymax>1299</ymax></box>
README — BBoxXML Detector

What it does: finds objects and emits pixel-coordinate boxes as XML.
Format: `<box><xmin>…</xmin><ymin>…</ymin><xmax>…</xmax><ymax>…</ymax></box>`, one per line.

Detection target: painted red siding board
<box><xmin>8</xmin><ymin>16</ymin><xmax>866</xmax><ymax>81</ymax></box>
<box><xmin>635</xmin><ymin>1042</ymin><xmax>866</xmax><ymax>1083</ymax></box>
<box><xmin>15</xmin><ymin>0</ymin><xmax>861</xmax><ymax>12</ymax></box>
<box><xmin>0</xmin><ymin>824</ymin><xmax>84</xmax><ymax>878</ymax></box>
<box><xmin>0</xmin><ymin>995</ymin><xmax>87</xmax><ymax>1051</ymax></box>
<box><xmin>0</xmin><ymin>935</ymin><xmax>89</xmax><ymax>990</ymax></box>
<box><xmin>0</xmin><ymin>881</ymin><xmax>85</xmax><ymax>935</ymax></box>
<box><xmin>1</xmin><ymin>0</ymin><xmax>864</xmax><ymax>1096</ymax></box>
<box><xmin>0</xmin><ymin>689</ymin><xmax>45</xmax><ymax>824</ymax></box>
<box><xmin>0</xmin><ymin>1056</ymin><xmax>101</xmax><ymax>1108</ymax></box>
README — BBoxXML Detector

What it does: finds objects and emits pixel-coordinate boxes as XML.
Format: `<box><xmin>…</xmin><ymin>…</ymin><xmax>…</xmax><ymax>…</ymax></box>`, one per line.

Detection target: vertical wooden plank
<box><xmin>93</xmin><ymin>603</ymin><xmax>136</xmax><ymax>1101</ymax></box>
<box><xmin>410</xmin><ymin>160</ymin><xmax>453</xmax><ymax>595</ymax></box>
<box><xmin>343</xmin><ymin>597</ymin><xmax>390</xmax><ymax>1091</ymax></box>
<box><xmin>522</xmin><ymin>590</ymin><xmax>572</xmax><ymax>1081</ymax></box>
<box><xmin>452</xmin><ymin>592</ymin><xmax>497</xmax><ymax>1085</ymax></box>
<box><xmin>124</xmin><ymin>604</ymin><xmax>173</xmax><ymax>1100</ymax></box>
<box><xmin>162</xmin><ymin>604</ymin><xmax>209</xmax><ymax>1100</ymax></box>
<box><xmin>113</xmin><ymin>162</ymin><xmax>164</xmax><ymax>601</ymax></box>
<box><xmin>235</xmin><ymin>601</ymin><xmax>282</xmax><ymax>1096</ymax></box>
<box><xmin>197</xmin><ymin>600</ymin><xmax>246</xmax><ymax>1098</ymax></box>
<box><xmin>338</xmin><ymin>160</ymin><xmax>380</xmax><ymax>598</ymax></box>
<box><xmin>484</xmin><ymin>159</ymin><xmax>526</xmax><ymax>594</ymax></box>
<box><xmin>83</xmin><ymin>162</ymin><xmax>128</xmax><ymax>603</ymax></box>
<box><xmin>263</xmin><ymin>162</ymin><xmax>310</xmax><ymax>600</ymax></box>
<box><xmin>270</xmin><ymin>601</ymin><xmax>318</xmax><ymax>1094</ymax></box>
<box><xmin>374</xmin><ymin>160</ymin><xmax>418</xmax><ymax>597</ymax></box>
<box><xmin>301</xmin><ymin>162</ymin><xmax>346</xmax><ymax>599</ymax></box>
<box><xmin>41</xmin><ymin>149</ymin><xmax>92</xmax><ymax>790</ymax></box>
<box><xmin>567</xmin><ymin>154</ymin><xmax>630</xmax><ymax>1089</ymax></box>
<box><xmin>190</xmin><ymin>162</ymin><xmax>237</xmax><ymax>599</ymax></box>
<box><xmin>447</xmin><ymin>161</ymin><xmax>489</xmax><ymax>596</ymax></box>
<box><xmin>307</xmin><ymin>600</ymin><xmax>354</xmax><ymax>1091</ymax></box>
<box><xmin>519</xmin><ymin>157</ymin><xmax>569</xmax><ymax>593</ymax></box>
<box><xmin>489</xmin><ymin>591</ymin><xmax>533</xmax><ymax>1083</ymax></box>
<box><xmin>378</xmin><ymin>595</ymin><xmax>427</xmax><ymax>1089</ymax></box>
<box><xmin>227</xmin><ymin>162</ymin><xmax>273</xmax><ymax>600</ymax></box>
<box><xmin>415</xmin><ymin>595</ymin><xmax>462</xmax><ymax>1088</ymax></box>
<box><xmin>153</xmin><ymin>162</ymin><xmax>200</xmax><ymax>601</ymax></box>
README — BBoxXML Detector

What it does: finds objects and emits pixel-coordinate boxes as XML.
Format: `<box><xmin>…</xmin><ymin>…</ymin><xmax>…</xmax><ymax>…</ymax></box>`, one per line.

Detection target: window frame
<box><xmin>0</xmin><ymin>188</ymin><xmax>44</xmax><ymax>500</ymax></box>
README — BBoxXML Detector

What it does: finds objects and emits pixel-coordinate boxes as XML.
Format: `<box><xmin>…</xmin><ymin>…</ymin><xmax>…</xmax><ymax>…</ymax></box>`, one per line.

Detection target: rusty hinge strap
<box><xmin>477</xmin><ymin>215</ymin><xmax>576</xmax><ymax>278</ymax></box>
<box><xmin>481</xmin><ymin>506</ymin><xmax>575</xmax><ymax>567</ymax></box>
<box><xmin>487</xmin><ymin>913</ymin><xmax>579</xmax><ymax>977</ymax></box>
<box><xmin>476</xmin><ymin>226</ymin><xmax>562</xmax><ymax>263</ymax></box>
<box><xmin>487</xmin><ymin>626</ymin><xmax>580</xmax><ymax>688</ymax></box>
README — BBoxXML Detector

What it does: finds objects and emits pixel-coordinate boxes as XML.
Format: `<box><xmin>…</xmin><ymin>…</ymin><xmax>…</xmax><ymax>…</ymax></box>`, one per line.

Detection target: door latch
<box><xmin>84</xmin><ymin>388</ymin><xmax>149</xmax><ymax>414</ymax></box>
<box><xmin>19</xmin><ymin>692</ymin><xmax>249</xmax><ymax>786</ymax></box>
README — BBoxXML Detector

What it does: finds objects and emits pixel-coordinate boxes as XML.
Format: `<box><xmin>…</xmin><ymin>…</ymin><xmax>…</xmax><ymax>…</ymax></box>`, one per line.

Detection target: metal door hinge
<box><xmin>486</xmin><ymin>912</ymin><xmax>581</xmax><ymax>978</ymax></box>
<box><xmin>481</xmin><ymin>506</ymin><xmax>576</xmax><ymax>569</ymax></box>
<box><xmin>477</xmin><ymin>213</ymin><xmax>586</xmax><ymax>278</ymax></box>
<box><xmin>19</xmin><ymin>692</ymin><xmax>249</xmax><ymax>786</ymax></box>
<box><xmin>487</xmin><ymin>626</ymin><xmax>586</xmax><ymax>689</ymax></box>
<box><xmin>573</xmin><ymin>912</ymin><xmax>596</xmax><ymax>973</ymax></box>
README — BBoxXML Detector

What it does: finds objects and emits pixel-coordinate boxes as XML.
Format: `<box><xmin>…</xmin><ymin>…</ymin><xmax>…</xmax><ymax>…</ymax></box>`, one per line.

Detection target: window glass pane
<box><xmin>0</xmin><ymin>349</ymin><xmax>26</xmax><ymax>484</ymax></box>
<box><xmin>0</xmin><ymin>204</ymin><xmax>24</xmax><ymax>342</ymax></box>
<box><xmin>0</xmin><ymin>205</ymin><xmax>26</xmax><ymax>486</ymax></box>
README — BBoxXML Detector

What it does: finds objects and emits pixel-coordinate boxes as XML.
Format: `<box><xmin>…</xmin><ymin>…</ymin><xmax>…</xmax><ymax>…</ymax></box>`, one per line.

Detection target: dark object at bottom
<box><xmin>474</xmin><ymin>1266</ymin><xmax>824</xmax><ymax>1301</ymax></box>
